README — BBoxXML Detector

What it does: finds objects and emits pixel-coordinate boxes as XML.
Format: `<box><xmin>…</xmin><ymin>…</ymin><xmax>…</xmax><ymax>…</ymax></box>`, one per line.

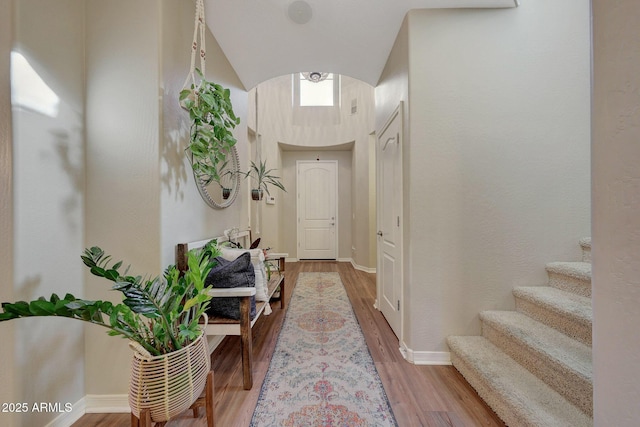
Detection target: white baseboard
<box><xmin>84</xmin><ymin>394</ymin><xmax>130</xmax><ymax>413</ymax></box>
<box><xmin>400</xmin><ymin>342</ymin><xmax>451</xmax><ymax>365</ymax></box>
<box><xmin>206</xmin><ymin>334</ymin><xmax>225</xmax><ymax>355</ymax></box>
<box><xmin>285</xmin><ymin>257</ymin><xmax>298</xmax><ymax>263</ymax></box>
<box><xmin>44</xmin><ymin>397</ymin><xmax>86</xmax><ymax>427</ymax></box>
<box><xmin>349</xmin><ymin>259</ymin><xmax>376</xmax><ymax>274</ymax></box>
<box><xmin>44</xmin><ymin>394</ymin><xmax>130</xmax><ymax>427</ymax></box>
<box><xmin>45</xmin><ymin>394</ymin><xmax>129</xmax><ymax>427</ymax></box>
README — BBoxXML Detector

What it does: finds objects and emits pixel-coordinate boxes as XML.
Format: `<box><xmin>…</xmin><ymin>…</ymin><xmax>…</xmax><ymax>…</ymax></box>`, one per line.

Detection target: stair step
<box><xmin>579</xmin><ymin>237</ymin><xmax>591</xmax><ymax>263</ymax></box>
<box><xmin>546</xmin><ymin>262</ymin><xmax>591</xmax><ymax>297</ymax></box>
<box><xmin>480</xmin><ymin>311</ymin><xmax>592</xmax><ymax>416</ymax></box>
<box><xmin>447</xmin><ymin>336</ymin><xmax>592</xmax><ymax>427</ymax></box>
<box><xmin>513</xmin><ymin>286</ymin><xmax>592</xmax><ymax>346</ymax></box>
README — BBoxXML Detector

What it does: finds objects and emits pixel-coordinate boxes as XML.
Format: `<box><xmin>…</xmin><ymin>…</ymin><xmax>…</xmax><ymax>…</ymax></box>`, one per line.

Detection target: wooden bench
<box><xmin>175</xmin><ymin>232</ymin><xmax>286</xmax><ymax>390</ymax></box>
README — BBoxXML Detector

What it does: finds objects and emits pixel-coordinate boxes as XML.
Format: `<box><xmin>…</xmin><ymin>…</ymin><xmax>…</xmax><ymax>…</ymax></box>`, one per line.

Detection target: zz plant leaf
<box><xmin>0</xmin><ymin>246</ymin><xmax>218</xmax><ymax>356</ymax></box>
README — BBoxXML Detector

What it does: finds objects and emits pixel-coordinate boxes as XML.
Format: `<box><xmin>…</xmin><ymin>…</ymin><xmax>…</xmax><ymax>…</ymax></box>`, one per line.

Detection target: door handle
<box><xmin>377</xmin><ymin>231</ymin><xmax>383</xmax><ymax>236</ymax></box>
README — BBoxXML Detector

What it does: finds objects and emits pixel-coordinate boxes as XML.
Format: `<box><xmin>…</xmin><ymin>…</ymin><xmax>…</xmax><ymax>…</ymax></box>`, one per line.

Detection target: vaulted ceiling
<box><xmin>205</xmin><ymin>0</ymin><xmax>517</xmax><ymax>89</ymax></box>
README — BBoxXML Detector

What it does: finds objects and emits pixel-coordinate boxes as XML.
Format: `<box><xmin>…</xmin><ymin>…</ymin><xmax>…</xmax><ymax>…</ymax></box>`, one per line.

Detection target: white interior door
<box><xmin>297</xmin><ymin>161</ymin><xmax>337</xmax><ymax>260</ymax></box>
<box><xmin>377</xmin><ymin>104</ymin><xmax>403</xmax><ymax>339</ymax></box>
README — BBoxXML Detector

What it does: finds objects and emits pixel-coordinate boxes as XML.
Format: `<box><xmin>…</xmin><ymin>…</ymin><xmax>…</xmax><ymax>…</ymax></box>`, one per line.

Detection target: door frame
<box><xmin>375</xmin><ymin>102</ymin><xmax>404</xmax><ymax>345</ymax></box>
<box><xmin>296</xmin><ymin>160</ymin><xmax>339</xmax><ymax>260</ymax></box>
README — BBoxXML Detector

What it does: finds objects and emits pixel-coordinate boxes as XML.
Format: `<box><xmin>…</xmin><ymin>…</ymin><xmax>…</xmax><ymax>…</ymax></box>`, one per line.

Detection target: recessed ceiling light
<box><xmin>287</xmin><ymin>1</ymin><xmax>312</xmax><ymax>25</ymax></box>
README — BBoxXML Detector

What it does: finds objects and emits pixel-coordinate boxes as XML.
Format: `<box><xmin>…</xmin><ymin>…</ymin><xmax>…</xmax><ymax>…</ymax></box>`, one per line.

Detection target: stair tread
<box><xmin>480</xmin><ymin>310</ymin><xmax>592</xmax><ymax>379</ymax></box>
<box><xmin>546</xmin><ymin>261</ymin><xmax>591</xmax><ymax>281</ymax></box>
<box><xmin>448</xmin><ymin>336</ymin><xmax>592</xmax><ymax>427</ymax></box>
<box><xmin>514</xmin><ymin>286</ymin><xmax>592</xmax><ymax>325</ymax></box>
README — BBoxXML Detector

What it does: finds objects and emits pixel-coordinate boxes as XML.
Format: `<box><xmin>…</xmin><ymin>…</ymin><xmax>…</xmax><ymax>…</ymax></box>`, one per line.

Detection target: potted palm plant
<box><xmin>0</xmin><ymin>242</ymin><xmax>220</xmax><ymax>423</ymax></box>
<box><xmin>180</xmin><ymin>68</ymin><xmax>240</xmax><ymax>186</ymax></box>
<box><xmin>244</xmin><ymin>159</ymin><xmax>287</xmax><ymax>201</ymax></box>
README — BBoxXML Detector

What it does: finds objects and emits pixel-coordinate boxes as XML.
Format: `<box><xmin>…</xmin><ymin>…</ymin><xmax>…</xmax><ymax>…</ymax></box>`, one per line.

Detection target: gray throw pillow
<box><xmin>205</xmin><ymin>252</ymin><xmax>256</xmax><ymax>320</ymax></box>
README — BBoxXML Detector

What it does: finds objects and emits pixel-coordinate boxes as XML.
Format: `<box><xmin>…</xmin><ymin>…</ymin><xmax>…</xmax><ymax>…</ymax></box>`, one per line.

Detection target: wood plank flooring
<box><xmin>72</xmin><ymin>261</ymin><xmax>504</xmax><ymax>427</ymax></box>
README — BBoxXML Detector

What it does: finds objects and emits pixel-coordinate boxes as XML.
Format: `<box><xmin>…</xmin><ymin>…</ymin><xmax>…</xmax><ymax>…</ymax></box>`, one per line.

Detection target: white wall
<box><xmin>251</xmin><ymin>75</ymin><xmax>375</xmax><ymax>267</ymax></box>
<box><xmin>592</xmin><ymin>1</ymin><xmax>640</xmax><ymax>425</ymax></box>
<box><xmin>10</xmin><ymin>1</ymin><xmax>86</xmax><ymax>425</ymax></box>
<box><xmin>345</xmin><ymin>77</ymin><xmax>376</xmax><ymax>269</ymax></box>
<box><xmin>368</xmin><ymin>133</ymin><xmax>377</xmax><ymax>268</ymax></box>
<box><xmin>0</xmin><ymin>2</ymin><xmax>16</xmax><ymax>426</ymax></box>
<box><xmin>377</xmin><ymin>1</ymin><xmax>591</xmax><ymax>357</ymax></box>
<box><xmin>84</xmin><ymin>0</ymin><xmax>162</xmax><ymax>395</ymax></box>
<box><xmin>375</xmin><ymin>17</ymin><xmax>409</xmax><ymax>137</ymax></box>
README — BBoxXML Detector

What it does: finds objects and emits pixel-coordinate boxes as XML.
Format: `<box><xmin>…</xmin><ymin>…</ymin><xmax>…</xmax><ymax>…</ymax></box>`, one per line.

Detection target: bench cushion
<box><xmin>205</xmin><ymin>253</ymin><xmax>256</xmax><ymax>320</ymax></box>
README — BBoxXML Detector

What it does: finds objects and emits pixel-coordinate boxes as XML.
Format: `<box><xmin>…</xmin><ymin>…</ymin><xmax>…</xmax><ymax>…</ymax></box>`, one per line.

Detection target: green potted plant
<box><xmin>243</xmin><ymin>159</ymin><xmax>287</xmax><ymax>201</ymax></box>
<box><xmin>215</xmin><ymin>160</ymin><xmax>238</xmax><ymax>200</ymax></box>
<box><xmin>180</xmin><ymin>68</ymin><xmax>240</xmax><ymax>186</ymax></box>
<box><xmin>0</xmin><ymin>242</ymin><xmax>220</xmax><ymax>423</ymax></box>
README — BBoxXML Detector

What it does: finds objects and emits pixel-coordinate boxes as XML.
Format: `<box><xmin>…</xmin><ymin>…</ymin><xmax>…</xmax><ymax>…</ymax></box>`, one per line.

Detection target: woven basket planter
<box><xmin>128</xmin><ymin>327</ymin><xmax>210</xmax><ymax>423</ymax></box>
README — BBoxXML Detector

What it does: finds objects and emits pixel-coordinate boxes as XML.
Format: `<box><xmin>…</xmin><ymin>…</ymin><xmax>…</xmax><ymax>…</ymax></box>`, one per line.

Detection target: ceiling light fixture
<box><xmin>287</xmin><ymin>1</ymin><xmax>313</xmax><ymax>25</ymax></box>
<box><xmin>302</xmin><ymin>71</ymin><xmax>329</xmax><ymax>83</ymax></box>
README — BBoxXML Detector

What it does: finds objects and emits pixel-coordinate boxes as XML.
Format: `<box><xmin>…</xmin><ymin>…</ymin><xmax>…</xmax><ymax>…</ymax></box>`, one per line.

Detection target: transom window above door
<box><xmin>293</xmin><ymin>72</ymin><xmax>340</xmax><ymax>107</ymax></box>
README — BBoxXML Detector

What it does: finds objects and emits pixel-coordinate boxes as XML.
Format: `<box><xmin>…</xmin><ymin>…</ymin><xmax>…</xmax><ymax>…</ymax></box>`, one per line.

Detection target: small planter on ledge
<box><xmin>243</xmin><ymin>160</ymin><xmax>286</xmax><ymax>202</ymax></box>
<box><xmin>251</xmin><ymin>189</ymin><xmax>264</xmax><ymax>201</ymax></box>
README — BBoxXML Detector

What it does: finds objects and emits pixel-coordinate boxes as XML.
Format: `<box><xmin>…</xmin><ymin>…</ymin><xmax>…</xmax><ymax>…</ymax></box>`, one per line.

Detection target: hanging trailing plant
<box><xmin>178</xmin><ymin>0</ymin><xmax>240</xmax><ymax>186</ymax></box>
<box><xmin>180</xmin><ymin>69</ymin><xmax>240</xmax><ymax>186</ymax></box>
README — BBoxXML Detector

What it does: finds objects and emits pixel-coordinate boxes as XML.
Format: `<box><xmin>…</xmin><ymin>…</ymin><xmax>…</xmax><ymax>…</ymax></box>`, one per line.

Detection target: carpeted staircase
<box><xmin>447</xmin><ymin>238</ymin><xmax>593</xmax><ymax>427</ymax></box>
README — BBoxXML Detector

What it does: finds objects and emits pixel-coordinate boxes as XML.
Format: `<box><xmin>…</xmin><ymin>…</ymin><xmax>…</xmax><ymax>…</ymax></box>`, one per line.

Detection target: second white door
<box><xmin>297</xmin><ymin>161</ymin><xmax>337</xmax><ymax>260</ymax></box>
<box><xmin>377</xmin><ymin>104</ymin><xmax>403</xmax><ymax>339</ymax></box>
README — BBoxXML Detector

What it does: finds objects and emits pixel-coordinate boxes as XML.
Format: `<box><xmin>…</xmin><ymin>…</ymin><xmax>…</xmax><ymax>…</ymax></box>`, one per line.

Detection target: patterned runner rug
<box><xmin>251</xmin><ymin>272</ymin><xmax>397</xmax><ymax>426</ymax></box>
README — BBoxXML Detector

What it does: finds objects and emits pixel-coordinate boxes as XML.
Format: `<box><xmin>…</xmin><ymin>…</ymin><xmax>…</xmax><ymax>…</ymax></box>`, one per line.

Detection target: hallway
<box><xmin>72</xmin><ymin>262</ymin><xmax>503</xmax><ymax>427</ymax></box>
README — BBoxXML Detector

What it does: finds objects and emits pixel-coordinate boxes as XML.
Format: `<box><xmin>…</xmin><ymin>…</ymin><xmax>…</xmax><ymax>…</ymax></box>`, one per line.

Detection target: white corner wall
<box><xmin>84</xmin><ymin>0</ymin><xmax>162</xmax><ymax>395</ymax></box>
<box><xmin>375</xmin><ymin>16</ymin><xmax>409</xmax><ymax>134</ymax></box>
<box><xmin>378</xmin><ymin>1</ymin><xmax>591</xmax><ymax>357</ymax></box>
<box><xmin>592</xmin><ymin>1</ymin><xmax>640</xmax><ymax>425</ymax></box>
<box><xmin>0</xmin><ymin>2</ymin><xmax>16</xmax><ymax>426</ymax></box>
<box><xmin>11</xmin><ymin>1</ymin><xmax>86</xmax><ymax>425</ymax></box>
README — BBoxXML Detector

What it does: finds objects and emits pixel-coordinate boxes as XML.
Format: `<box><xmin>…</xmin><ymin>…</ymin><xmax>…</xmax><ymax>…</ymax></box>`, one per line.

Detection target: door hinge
<box><xmin>397</xmin><ymin>300</ymin><xmax>400</xmax><ymax>311</ymax></box>
<box><xmin>397</xmin><ymin>216</ymin><xmax>400</xmax><ymax>227</ymax></box>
